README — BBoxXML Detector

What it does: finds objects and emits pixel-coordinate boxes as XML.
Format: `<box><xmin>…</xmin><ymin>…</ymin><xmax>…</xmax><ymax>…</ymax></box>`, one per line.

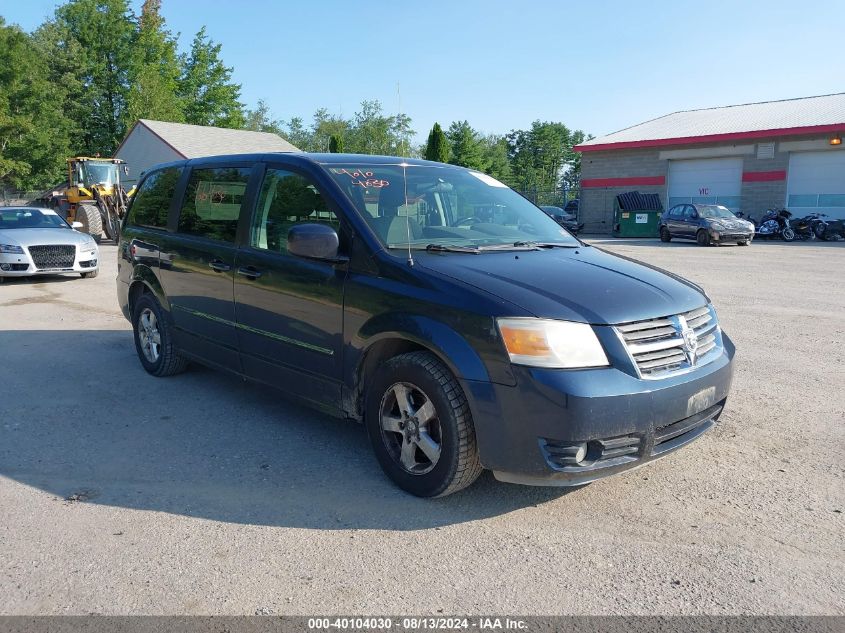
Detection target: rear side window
<box><xmin>178</xmin><ymin>167</ymin><xmax>251</xmax><ymax>243</ymax></box>
<box><xmin>127</xmin><ymin>167</ymin><xmax>182</xmax><ymax>229</ymax></box>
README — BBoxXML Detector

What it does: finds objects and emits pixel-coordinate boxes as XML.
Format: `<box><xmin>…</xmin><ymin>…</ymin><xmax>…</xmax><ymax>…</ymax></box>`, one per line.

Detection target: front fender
<box><xmin>356</xmin><ymin>313</ymin><xmax>492</xmax><ymax>383</ymax></box>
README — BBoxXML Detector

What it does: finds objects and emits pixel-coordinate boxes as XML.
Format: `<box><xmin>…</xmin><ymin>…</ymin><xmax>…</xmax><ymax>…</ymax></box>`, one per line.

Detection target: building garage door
<box><xmin>668</xmin><ymin>157</ymin><xmax>743</xmax><ymax>212</ymax></box>
<box><xmin>787</xmin><ymin>151</ymin><xmax>845</xmax><ymax>220</ymax></box>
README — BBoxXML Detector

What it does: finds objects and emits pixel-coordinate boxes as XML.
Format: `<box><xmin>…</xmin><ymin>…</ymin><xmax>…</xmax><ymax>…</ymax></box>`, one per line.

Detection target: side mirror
<box><xmin>71</xmin><ymin>221</ymin><xmax>84</xmax><ymax>229</ymax></box>
<box><xmin>288</xmin><ymin>223</ymin><xmax>344</xmax><ymax>262</ymax></box>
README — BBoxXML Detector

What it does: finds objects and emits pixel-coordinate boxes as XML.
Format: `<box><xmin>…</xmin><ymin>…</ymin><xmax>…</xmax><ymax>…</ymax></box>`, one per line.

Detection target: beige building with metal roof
<box><xmin>575</xmin><ymin>93</ymin><xmax>845</xmax><ymax>233</ymax></box>
<box><xmin>115</xmin><ymin>119</ymin><xmax>300</xmax><ymax>186</ymax></box>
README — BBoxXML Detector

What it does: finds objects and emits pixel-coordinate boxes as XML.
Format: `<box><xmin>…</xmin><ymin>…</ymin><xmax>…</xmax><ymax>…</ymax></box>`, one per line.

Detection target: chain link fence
<box><xmin>516</xmin><ymin>188</ymin><xmax>581</xmax><ymax>215</ymax></box>
<box><xmin>1</xmin><ymin>190</ymin><xmax>46</xmax><ymax>207</ymax></box>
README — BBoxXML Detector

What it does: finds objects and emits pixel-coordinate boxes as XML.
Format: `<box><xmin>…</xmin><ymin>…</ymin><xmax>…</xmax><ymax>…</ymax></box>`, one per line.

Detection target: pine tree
<box><xmin>178</xmin><ymin>27</ymin><xmax>245</xmax><ymax>128</ymax></box>
<box><xmin>126</xmin><ymin>0</ymin><xmax>184</xmax><ymax>124</ymax></box>
<box><xmin>329</xmin><ymin>135</ymin><xmax>344</xmax><ymax>153</ymax></box>
<box><xmin>424</xmin><ymin>122</ymin><xmax>449</xmax><ymax>163</ymax></box>
<box><xmin>446</xmin><ymin>120</ymin><xmax>488</xmax><ymax>171</ymax></box>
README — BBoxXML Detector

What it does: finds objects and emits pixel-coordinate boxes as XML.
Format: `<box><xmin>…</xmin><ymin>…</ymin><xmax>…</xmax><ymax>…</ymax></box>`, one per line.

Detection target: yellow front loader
<box><xmin>44</xmin><ymin>157</ymin><xmax>133</xmax><ymax>242</ymax></box>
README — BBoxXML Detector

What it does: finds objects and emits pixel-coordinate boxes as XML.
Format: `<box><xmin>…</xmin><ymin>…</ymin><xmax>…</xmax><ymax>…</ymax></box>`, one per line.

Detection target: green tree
<box><xmin>446</xmin><ymin>120</ymin><xmax>487</xmax><ymax>171</ymax></box>
<box><xmin>178</xmin><ymin>27</ymin><xmax>244</xmax><ymax>128</ymax></box>
<box><xmin>47</xmin><ymin>0</ymin><xmax>136</xmax><ymax>155</ymax></box>
<box><xmin>281</xmin><ymin>116</ymin><xmax>312</xmax><ymax>150</ymax></box>
<box><xmin>345</xmin><ymin>101</ymin><xmax>413</xmax><ymax>156</ymax></box>
<box><xmin>126</xmin><ymin>0</ymin><xmax>183</xmax><ymax>124</ymax></box>
<box><xmin>328</xmin><ymin>134</ymin><xmax>344</xmax><ymax>153</ymax></box>
<box><xmin>481</xmin><ymin>134</ymin><xmax>512</xmax><ymax>184</ymax></box>
<box><xmin>0</xmin><ymin>18</ymin><xmax>73</xmax><ymax>189</ymax></box>
<box><xmin>423</xmin><ymin>122</ymin><xmax>449</xmax><ymax>163</ymax></box>
<box><xmin>244</xmin><ymin>99</ymin><xmax>284</xmax><ymax>135</ymax></box>
<box><xmin>507</xmin><ymin>121</ymin><xmax>586</xmax><ymax>194</ymax></box>
<box><xmin>311</xmin><ymin>108</ymin><xmax>349</xmax><ymax>152</ymax></box>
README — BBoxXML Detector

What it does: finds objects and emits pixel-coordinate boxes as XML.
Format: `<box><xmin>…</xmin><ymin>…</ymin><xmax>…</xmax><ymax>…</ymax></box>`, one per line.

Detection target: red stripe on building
<box><xmin>581</xmin><ymin>176</ymin><xmax>666</xmax><ymax>188</ymax></box>
<box><xmin>742</xmin><ymin>170</ymin><xmax>787</xmax><ymax>182</ymax></box>
<box><xmin>574</xmin><ymin>123</ymin><xmax>845</xmax><ymax>152</ymax></box>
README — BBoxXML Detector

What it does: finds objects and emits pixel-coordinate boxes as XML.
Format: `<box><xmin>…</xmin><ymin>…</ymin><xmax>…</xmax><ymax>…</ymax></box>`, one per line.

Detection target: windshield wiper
<box><xmin>478</xmin><ymin>241</ymin><xmax>579</xmax><ymax>251</ymax></box>
<box><xmin>424</xmin><ymin>243</ymin><xmax>481</xmax><ymax>254</ymax></box>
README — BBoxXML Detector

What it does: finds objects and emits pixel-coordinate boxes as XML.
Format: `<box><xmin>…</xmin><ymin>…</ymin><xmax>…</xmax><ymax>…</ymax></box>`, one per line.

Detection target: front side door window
<box><xmin>250</xmin><ymin>169</ymin><xmax>339</xmax><ymax>252</ymax></box>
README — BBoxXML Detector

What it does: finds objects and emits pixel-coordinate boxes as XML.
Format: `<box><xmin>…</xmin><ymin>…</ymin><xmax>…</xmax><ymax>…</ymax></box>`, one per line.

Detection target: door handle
<box><xmin>208</xmin><ymin>259</ymin><xmax>231</xmax><ymax>272</ymax></box>
<box><xmin>237</xmin><ymin>266</ymin><xmax>263</xmax><ymax>279</ymax></box>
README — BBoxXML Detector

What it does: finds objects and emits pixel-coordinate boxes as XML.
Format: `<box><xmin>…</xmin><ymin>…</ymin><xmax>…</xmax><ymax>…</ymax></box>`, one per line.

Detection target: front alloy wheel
<box><xmin>380</xmin><ymin>382</ymin><xmax>442</xmax><ymax>474</ymax></box>
<box><xmin>365</xmin><ymin>351</ymin><xmax>482</xmax><ymax>497</ymax></box>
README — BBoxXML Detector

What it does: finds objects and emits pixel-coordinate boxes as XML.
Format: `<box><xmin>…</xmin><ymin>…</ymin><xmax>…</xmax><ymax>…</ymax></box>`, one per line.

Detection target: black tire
<box><xmin>80</xmin><ymin>268</ymin><xmax>99</xmax><ymax>278</ymax></box>
<box><xmin>132</xmin><ymin>293</ymin><xmax>188</xmax><ymax>377</ymax></box>
<box><xmin>781</xmin><ymin>228</ymin><xmax>795</xmax><ymax>242</ymax></box>
<box><xmin>696</xmin><ymin>229</ymin><xmax>711</xmax><ymax>246</ymax></box>
<box><xmin>737</xmin><ymin>240</ymin><xmax>749</xmax><ymax>246</ymax></box>
<box><xmin>659</xmin><ymin>226</ymin><xmax>671</xmax><ymax>242</ymax></box>
<box><xmin>76</xmin><ymin>203</ymin><xmax>103</xmax><ymax>243</ymax></box>
<box><xmin>102</xmin><ymin>210</ymin><xmax>117</xmax><ymax>241</ymax></box>
<box><xmin>365</xmin><ymin>351</ymin><xmax>482</xmax><ymax>497</ymax></box>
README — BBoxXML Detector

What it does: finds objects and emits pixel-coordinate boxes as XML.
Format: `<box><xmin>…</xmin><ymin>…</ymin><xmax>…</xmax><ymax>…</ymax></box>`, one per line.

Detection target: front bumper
<box><xmin>464</xmin><ymin>333</ymin><xmax>735</xmax><ymax>486</ymax></box>
<box><xmin>709</xmin><ymin>229</ymin><xmax>753</xmax><ymax>242</ymax></box>
<box><xmin>0</xmin><ymin>246</ymin><xmax>98</xmax><ymax>277</ymax></box>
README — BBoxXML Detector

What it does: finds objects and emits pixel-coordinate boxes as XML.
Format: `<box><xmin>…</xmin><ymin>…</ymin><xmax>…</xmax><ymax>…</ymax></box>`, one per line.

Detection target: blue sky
<box><xmin>3</xmin><ymin>0</ymin><xmax>843</xmax><ymax>143</ymax></box>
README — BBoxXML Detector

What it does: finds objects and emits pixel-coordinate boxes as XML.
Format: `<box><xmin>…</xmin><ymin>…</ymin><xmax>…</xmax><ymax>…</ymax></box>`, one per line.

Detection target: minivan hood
<box><xmin>413</xmin><ymin>246</ymin><xmax>707</xmax><ymax>324</ymax></box>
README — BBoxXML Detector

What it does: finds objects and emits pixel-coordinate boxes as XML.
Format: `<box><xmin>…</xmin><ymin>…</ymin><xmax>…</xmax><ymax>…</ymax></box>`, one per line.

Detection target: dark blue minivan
<box><xmin>117</xmin><ymin>154</ymin><xmax>734</xmax><ymax>497</ymax></box>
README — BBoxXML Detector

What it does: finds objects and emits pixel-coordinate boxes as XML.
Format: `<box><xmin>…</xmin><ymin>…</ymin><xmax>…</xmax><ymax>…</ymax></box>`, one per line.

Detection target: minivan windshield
<box><xmin>697</xmin><ymin>205</ymin><xmax>736</xmax><ymax>219</ymax></box>
<box><xmin>325</xmin><ymin>163</ymin><xmax>579</xmax><ymax>250</ymax></box>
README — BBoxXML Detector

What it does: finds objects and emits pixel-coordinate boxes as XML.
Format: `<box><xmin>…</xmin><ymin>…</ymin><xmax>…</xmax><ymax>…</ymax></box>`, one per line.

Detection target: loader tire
<box><xmin>76</xmin><ymin>203</ymin><xmax>103</xmax><ymax>243</ymax></box>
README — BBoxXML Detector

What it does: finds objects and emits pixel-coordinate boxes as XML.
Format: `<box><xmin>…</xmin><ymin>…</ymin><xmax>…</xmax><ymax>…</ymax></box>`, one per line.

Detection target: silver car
<box><xmin>0</xmin><ymin>207</ymin><xmax>99</xmax><ymax>282</ymax></box>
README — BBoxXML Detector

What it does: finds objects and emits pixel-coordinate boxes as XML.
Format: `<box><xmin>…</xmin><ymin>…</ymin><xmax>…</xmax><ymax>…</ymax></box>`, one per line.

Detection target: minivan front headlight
<box><xmin>497</xmin><ymin>318</ymin><xmax>609</xmax><ymax>369</ymax></box>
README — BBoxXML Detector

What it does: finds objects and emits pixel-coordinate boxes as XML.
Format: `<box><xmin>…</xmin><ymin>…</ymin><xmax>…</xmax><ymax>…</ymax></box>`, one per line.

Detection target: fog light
<box><xmin>0</xmin><ymin>263</ymin><xmax>10</xmax><ymax>271</ymax></box>
<box><xmin>545</xmin><ymin>441</ymin><xmax>588</xmax><ymax>466</ymax></box>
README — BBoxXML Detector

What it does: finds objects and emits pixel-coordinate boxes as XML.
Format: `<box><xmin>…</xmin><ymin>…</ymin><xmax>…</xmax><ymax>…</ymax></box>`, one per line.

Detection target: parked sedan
<box><xmin>540</xmin><ymin>205</ymin><xmax>584</xmax><ymax>234</ymax></box>
<box><xmin>659</xmin><ymin>203</ymin><xmax>754</xmax><ymax>246</ymax></box>
<box><xmin>0</xmin><ymin>207</ymin><xmax>99</xmax><ymax>282</ymax></box>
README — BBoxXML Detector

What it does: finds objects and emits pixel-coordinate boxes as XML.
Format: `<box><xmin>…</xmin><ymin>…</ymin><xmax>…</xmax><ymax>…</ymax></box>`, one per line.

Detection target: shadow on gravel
<box><xmin>0</xmin><ymin>330</ymin><xmax>574</xmax><ymax>530</ymax></box>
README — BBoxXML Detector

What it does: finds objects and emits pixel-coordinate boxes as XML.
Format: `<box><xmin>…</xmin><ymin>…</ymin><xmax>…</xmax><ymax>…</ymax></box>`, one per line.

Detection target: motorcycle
<box><xmin>791</xmin><ymin>213</ymin><xmax>822</xmax><ymax>240</ymax></box>
<box><xmin>751</xmin><ymin>208</ymin><xmax>795</xmax><ymax>241</ymax></box>
<box><xmin>810</xmin><ymin>213</ymin><xmax>845</xmax><ymax>241</ymax></box>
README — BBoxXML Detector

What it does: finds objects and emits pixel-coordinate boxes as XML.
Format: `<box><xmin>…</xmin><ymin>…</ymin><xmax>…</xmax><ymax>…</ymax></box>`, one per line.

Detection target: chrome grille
<box><xmin>28</xmin><ymin>245</ymin><xmax>75</xmax><ymax>269</ymax></box>
<box><xmin>615</xmin><ymin>305</ymin><xmax>722</xmax><ymax>379</ymax></box>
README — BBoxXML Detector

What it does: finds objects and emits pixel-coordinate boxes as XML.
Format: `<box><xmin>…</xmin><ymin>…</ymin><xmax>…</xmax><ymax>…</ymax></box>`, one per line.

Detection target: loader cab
<box><xmin>68</xmin><ymin>158</ymin><xmax>123</xmax><ymax>192</ymax></box>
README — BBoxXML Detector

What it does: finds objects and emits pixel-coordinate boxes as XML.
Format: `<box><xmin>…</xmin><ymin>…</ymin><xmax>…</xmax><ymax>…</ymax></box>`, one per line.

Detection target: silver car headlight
<box><xmin>497</xmin><ymin>318</ymin><xmax>609</xmax><ymax>368</ymax></box>
<box><xmin>0</xmin><ymin>243</ymin><xmax>25</xmax><ymax>254</ymax></box>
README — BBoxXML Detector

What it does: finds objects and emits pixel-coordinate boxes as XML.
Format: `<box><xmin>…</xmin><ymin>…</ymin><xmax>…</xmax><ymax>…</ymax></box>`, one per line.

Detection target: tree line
<box><xmin>0</xmin><ymin>0</ymin><xmax>588</xmax><ymax>195</ymax></box>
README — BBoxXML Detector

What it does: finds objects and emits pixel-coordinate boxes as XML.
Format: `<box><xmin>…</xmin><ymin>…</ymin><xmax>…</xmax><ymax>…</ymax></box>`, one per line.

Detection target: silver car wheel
<box><xmin>138</xmin><ymin>308</ymin><xmax>161</xmax><ymax>364</ymax></box>
<box><xmin>379</xmin><ymin>382</ymin><xmax>442</xmax><ymax>475</ymax></box>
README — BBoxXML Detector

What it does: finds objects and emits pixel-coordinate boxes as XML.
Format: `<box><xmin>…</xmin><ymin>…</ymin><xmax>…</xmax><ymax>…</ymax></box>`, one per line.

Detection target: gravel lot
<box><xmin>0</xmin><ymin>239</ymin><xmax>842</xmax><ymax>615</ymax></box>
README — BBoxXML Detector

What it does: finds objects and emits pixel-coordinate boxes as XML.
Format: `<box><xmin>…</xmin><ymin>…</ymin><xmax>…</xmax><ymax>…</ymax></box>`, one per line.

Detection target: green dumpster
<box><xmin>612</xmin><ymin>191</ymin><xmax>664</xmax><ymax>238</ymax></box>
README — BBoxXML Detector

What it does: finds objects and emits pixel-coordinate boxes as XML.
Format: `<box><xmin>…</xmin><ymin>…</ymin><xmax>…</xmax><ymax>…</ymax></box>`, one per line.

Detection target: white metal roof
<box><xmin>127</xmin><ymin>119</ymin><xmax>300</xmax><ymax>157</ymax></box>
<box><xmin>577</xmin><ymin>93</ymin><xmax>845</xmax><ymax>149</ymax></box>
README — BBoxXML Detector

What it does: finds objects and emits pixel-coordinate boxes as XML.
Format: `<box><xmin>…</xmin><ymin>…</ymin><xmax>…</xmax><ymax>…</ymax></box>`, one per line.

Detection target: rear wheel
<box><xmin>659</xmin><ymin>226</ymin><xmax>671</xmax><ymax>242</ymax></box>
<box><xmin>132</xmin><ymin>294</ymin><xmax>188</xmax><ymax>377</ymax></box>
<box><xmin>696</xmin><ymin>229</ymin><xmax>711</xmax><ymax>246</ymax></box>
<box><xmin>365</xmin><ymin>351</ymin><xmax>482</xmax><ymax>497</ymax></box>
<box><xmin>737</xmin><ymin>240</ymin><xmax>749</xmax><ymax>246</ymax></box>
<box><xmin>75</xmin><ymin>203</ymin><xmax>103</xmax><ymax>243</ymax></box>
